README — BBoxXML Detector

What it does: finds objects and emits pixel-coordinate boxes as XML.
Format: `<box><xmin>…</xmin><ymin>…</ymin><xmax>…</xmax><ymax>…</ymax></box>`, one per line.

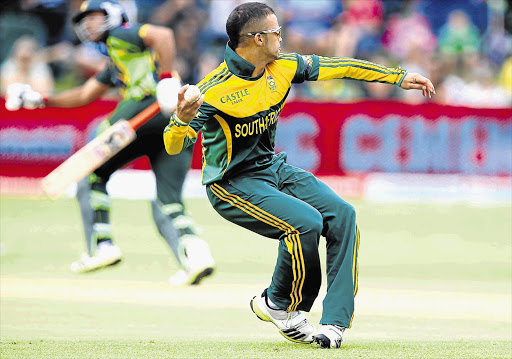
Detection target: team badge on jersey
<box><xmin>267</xmin><ymin>75</ymin><xmax>277</xmax><ymax>91</ymax></box>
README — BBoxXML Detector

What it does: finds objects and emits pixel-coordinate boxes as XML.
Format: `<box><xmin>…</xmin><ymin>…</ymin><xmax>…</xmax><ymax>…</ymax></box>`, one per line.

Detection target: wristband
<box><xmin>172</xmin><ymin>113</ymin><xmax>189</xmax><ymax>127</ymax></box>
<box><xmin>159</xmin><ymin>72</ymin><xmax>173</xmax><ymax>79</ymax></box>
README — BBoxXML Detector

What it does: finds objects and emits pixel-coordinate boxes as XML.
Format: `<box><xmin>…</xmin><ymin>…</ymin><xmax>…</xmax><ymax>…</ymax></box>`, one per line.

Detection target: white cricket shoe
<box><xmin>70</xmin><ymin>242</ymin><xmax>122</xmax><ymax>273</ymax></box>
<box><xmin>169</xmin><ymin>237</ymin><xmax>215</xmax><ymax>286</ymax></box>
<box><xmin>313</xmin><ymin>324</ymin><xmax>345</xmax><ymax>348</ymax></box>
<box><xmin>250</xmin><ymin>289</ymin><xmax>315</xmax><ymax>344</ymax></box>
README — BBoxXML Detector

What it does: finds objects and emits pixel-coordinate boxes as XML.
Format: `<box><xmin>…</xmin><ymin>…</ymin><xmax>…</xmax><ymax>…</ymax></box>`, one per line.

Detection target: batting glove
<box><xmin>5</xmin><ymin>83</ymin><xmax>45</xmax><ymax>111</ymax></box>
<box><xmin>156</xmin><ymin>77</ymin><xmax>181</xmax><ymax>116</ymax></box>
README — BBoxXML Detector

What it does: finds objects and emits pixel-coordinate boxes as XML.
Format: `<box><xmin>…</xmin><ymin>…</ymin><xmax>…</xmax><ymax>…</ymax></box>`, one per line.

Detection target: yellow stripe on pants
<box><xmin>210</xmin><ymin>183</ymin><xmax>305</xmax><ymax>311</ymax></box>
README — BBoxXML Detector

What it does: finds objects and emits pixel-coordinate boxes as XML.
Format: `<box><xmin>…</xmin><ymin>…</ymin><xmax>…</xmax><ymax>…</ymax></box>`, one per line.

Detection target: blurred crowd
<box><xmin>1</xmin><ymin>0</ymin><xmax>511</xmax><ymax>107</ymax></box>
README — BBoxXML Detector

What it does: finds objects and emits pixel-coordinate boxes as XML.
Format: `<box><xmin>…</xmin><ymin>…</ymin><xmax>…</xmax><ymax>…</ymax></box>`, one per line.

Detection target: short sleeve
<box><xmin>95</xmin><ymin>64</ymin><xmax>114</xmax><ymax>86</ymax></box>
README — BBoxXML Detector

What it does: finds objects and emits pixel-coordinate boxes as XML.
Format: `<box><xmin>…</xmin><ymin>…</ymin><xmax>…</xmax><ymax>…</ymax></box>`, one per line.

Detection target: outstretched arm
<box><xmin>47</xmin><ymin>77</ymin><xmax>110</xmax><ymax>107</ymax></box>
<box><xmin>5</xmin><ymin>76</ymin><xmax>109</xmax><ymax>111</ymax></box>
<box><xmin>293</xmin><ymin>54</ymin><xmax>435</xmax><ymax>98</ymax></box>
<box><xmin>400</xmin><ymin>73</ymin><xmax>436</xmax><ymax>98</ymax></box>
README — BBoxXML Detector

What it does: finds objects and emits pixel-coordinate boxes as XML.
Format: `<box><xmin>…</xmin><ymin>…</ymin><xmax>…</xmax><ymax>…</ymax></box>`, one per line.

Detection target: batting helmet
<box><xmin>72</xmin><ymin>0</ymin><xmax>129</xmax><ymax>42</ymax></box>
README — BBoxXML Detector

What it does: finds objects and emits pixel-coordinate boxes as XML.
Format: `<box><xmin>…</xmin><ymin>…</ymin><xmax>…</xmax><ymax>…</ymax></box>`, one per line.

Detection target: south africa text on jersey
<box><xmin>234</xmin><ymin>106</ymin><xmax>283</xmax><ymax>138</ymax></box>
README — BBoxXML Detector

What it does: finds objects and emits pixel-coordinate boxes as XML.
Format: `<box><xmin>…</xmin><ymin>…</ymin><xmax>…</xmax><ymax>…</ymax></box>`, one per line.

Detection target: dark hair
<box><xmin>226</xmin><ymin>2</ymin><xmax>275</xmax><ymax>48</ymax></box>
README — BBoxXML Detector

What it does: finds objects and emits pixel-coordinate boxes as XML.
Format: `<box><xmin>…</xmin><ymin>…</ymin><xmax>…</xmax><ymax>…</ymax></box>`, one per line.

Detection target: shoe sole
<box><xmin>190</xmin><ymin>266</ymin><xmax>215</xmax><ymax>285</ymax></box>
<box><xmin>250</xmin><ymin>296</ymin><xmax>312</xmax><ymax>344</ymax></box>
<box><xmin>71</xmin><ymin>258</ymin><xmax>122</xmax><ymax>274</ymax></box>
<box><xmin>313</xmin><ymin>334</ymin><xmax>331</xmax><ymax>348</ymax></box>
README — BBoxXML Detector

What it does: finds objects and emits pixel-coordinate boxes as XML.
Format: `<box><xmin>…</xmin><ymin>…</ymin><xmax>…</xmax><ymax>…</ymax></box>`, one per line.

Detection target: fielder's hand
<box><xmin>5</xmin><ymin>83</ymin><xmax>45</xmax><ymax>111</ymax></box>
<box><xmin>175</xmin><ymin>84</ymin><xmax>204</xmax><ymax>124</ymax></box>
<box><xmin>400</xmin><ymin>73</ymin><xmax>436</xmax><ymax>98</ymax></box>
<box><xmin>156</xmin><ymin>77</ymin><xmax>182</xmax><ymax>115</ymax></box>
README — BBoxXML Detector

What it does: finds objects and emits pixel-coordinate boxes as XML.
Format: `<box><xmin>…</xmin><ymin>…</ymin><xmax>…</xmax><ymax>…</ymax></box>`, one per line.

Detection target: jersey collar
<box><xmin>224</xmin><ymin>42</ymin><xmax>265</xmax><ymax>81</ymax></box>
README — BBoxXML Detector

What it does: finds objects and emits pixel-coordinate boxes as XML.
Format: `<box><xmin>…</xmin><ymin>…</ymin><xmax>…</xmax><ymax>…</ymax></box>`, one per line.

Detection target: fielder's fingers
<box><xmin>188</xmin><ymin>95</ymin><xmax>204</xmax><ymax>112</ymax></box>
<box><xmin>177</xmin><ymin>84</ymin><xmax>190</xmax><ymax>99</ymax></box>
<box><xmin>425</xmin><ymin>80</ymin><xmax>435</xmax><ymax>98</ymax></box>
<box><xmin>195</xmin><ymin>94</ymin><xmax>205</xmax><ymax>107</ymax></box>
<box><xmin>182</xmin><ymin>94</ymin><xmax>204</xmax><ymax>118</ymax></box>
<box><xmin>429</xmin><ymin>81</ymin><xmax>436</xmax><ymax>95</ymax></box>
<box><xmin>420</xmin><ymin>77</ymin><xmax>435</xmax><ymax>92</ymax></box>
<box><xmin>408</xmin><ymin>83</ymin><xmax>425</xmax><ymax>90</ymax></box>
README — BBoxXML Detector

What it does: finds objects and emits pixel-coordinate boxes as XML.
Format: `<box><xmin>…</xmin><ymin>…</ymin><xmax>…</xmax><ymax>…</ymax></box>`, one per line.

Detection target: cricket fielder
<box><xmin>163</xmin><ymin>2</ymin><xmax>435</xmax><ymax>348</ymax></box>
<box><xmin>5</xmin><ymin>0</ymin><xmax>215</xmax><ymax>286</ymax></box>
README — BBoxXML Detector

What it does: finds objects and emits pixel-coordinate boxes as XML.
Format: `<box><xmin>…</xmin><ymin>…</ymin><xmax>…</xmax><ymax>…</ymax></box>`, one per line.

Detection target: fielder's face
<box><xmin>256</xmin><ymin>14</ymin><xmax>282</xmax><ymax>62</ymax></box>
<box><xmin>244</xmin><ymin>14</ymin><xmax>283</xmax><ymax>63</ymax></box>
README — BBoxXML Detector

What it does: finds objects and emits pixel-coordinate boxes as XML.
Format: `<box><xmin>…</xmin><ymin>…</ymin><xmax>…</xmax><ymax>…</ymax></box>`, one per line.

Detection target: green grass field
<box><xmin>1</xmin><ymin>197</ymin><xmax>511</xmax><ymax>358</ymax></box>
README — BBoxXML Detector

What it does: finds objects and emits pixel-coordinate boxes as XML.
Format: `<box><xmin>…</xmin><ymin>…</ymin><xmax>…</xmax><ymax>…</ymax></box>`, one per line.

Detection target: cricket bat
<box><xmin>41</xmin><ymin>102</ymin><xmax>161</xmax><ymax>199</ymax></box>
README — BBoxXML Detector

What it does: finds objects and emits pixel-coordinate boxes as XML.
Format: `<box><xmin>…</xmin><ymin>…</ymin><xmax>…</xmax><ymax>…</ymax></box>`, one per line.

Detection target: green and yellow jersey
<box><xmin>164</xmin><ymin>44</ymin><xmax>407</xmax><ymax>185</ymax></box>
<box><xmin>95</xmin><ymin>23</ymin><xmax>158</xmax><ymax>100</ymax></box>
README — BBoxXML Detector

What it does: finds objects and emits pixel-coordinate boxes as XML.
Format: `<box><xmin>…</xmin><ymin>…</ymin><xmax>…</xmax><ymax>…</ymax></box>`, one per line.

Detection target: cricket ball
<box><xmin>184</xmin><ymin>85</ymin><xmax>201</xmax><ymax>104</ymax></box>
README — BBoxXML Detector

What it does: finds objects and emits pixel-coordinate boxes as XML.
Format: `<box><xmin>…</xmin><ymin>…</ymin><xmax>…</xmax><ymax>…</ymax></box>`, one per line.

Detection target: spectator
<box><xmin>21</xmin><ymin>0</ymin><xmax>69</xmax><ymax>45</ymax></box>
<box><xmin>381</xmin><ymin>0</ymin><xmax>437</xmax><ymax>61</ymax></box>
<box><xmin>198</xmin><ymin>0</ymin><xmax>267</xmax><ymax>59</ymax></box>
<box><xmin>481</xmin><ymin>1</ymin><xmax>512</xmax><ymax>66</ymax></box>
<box><xmin>331</xmin><ymin>0</ymin><xmax>384</xmax><ymax>58</ymax></box>
<box><xmin>0</xmin><ymin>35</ymin><xmax>54</xmax><ymax>97</ymax></box>
<box><xmin>417</xmin><ymin>0</ymin><xmax>488</xmax><ymax>37</ymax></box>
<box><xmin>275</xmin><ymin>0</ymin><xmax>342</xmax><ymax>55</ymax></box>
<box><xmin>149</xmin><ymin>0</ymin><xmax>207</xmax><ymax>84</ymax></box>
<box><xmin>134</xmin><ymin>0</ymin><xmax>166</xmax><ymax>23</ymax></box>
<box><xmin>438</xmin><ymin>10</ymin><xmax>481</xmax><ymax>57</ymax></box>
<box><xmin>0</xmin><ymin>8</ymin><xmax>47</xmax><ymax>64</ymax></box>
<box><xmin>439</xmin><ymin>55</ymin><xmax>511</xmax><ymax>108</ymax></box>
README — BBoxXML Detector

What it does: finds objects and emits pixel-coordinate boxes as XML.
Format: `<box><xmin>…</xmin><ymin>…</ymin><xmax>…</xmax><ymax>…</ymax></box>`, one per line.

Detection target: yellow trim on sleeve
<box><xmin>138</xmin><ymin>24</ymin><xmax>150</xmax><ymax>39</ymax></box>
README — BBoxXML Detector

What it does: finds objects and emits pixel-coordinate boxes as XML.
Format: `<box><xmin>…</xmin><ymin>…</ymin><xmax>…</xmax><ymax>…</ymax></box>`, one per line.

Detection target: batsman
<box><xmin>5</xmin><ymin>0</ymin><xmax>215</xmax><ymax>286</ymax></box>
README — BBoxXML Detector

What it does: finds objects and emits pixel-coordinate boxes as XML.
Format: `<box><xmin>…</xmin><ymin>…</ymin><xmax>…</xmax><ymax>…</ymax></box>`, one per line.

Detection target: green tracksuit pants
<box><xmin>206</xmin><ymin>152</ymin><xmax>360</xmax><ymax>328</ymax></box>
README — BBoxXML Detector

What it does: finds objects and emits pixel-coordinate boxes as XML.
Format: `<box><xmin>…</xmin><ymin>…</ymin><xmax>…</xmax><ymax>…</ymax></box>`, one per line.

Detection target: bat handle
<box><xmin>128</xmin><ymin>102</ymin><xmax>161</xmax><ymax>130</ymax></box>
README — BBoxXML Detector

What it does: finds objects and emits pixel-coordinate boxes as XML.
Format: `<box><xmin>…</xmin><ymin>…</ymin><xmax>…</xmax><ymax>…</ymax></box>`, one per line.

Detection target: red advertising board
<box><xmin>1</xmin><ymin>98</ymin><xmax>511</xmax><ymax>180</ymax></box>
<box><xmin>277</xmin><ymin>100</ymin><xmax>512</xmax><ymax>176</ymax></box>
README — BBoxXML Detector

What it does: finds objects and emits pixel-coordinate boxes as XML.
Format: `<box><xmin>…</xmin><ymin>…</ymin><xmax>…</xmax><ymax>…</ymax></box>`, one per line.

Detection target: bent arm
<box><xmin>140</xmin><ymin>24</ymin><xmax>176</xmax><ymax>75</ymax></box>
<box><xmin>163</xmin><ymin>113</ymin><xmax>198</xmax><ymax>155</ymax></box>
<box><xmin>46</xmin><ymin>77</ymin><xmax>110</xmax><ymax>108</ymax></box>
<box><xmin>164</xmin><ymin>85</ymin><xmax>211</xmax><ymax>155</ymax></box>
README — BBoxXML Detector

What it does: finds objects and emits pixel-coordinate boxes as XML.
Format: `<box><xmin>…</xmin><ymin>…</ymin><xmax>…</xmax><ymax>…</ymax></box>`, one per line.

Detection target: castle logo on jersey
<box><xmin>267</xmin><ymin>75</ymin><xmax>277</xmax><ymax>91</ymax></box>
<box><xmin>220</xmin><ymin>89</ymin><xmax>250</xmax><ymax>104</ymax></box>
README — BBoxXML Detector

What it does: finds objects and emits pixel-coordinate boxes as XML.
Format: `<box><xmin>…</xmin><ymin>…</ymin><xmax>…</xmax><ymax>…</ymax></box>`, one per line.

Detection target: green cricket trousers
<box><xmin>77</xmin><ymin>95</ymin><xmax>197</xmax><ymax>262</ymax></box>
<box><xmin>206</xmin><ymin>152</ymin><xmax>360</xmax><ymax>328</ymax></box>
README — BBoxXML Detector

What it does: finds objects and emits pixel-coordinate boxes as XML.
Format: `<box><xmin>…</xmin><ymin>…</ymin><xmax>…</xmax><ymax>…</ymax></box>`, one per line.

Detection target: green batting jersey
<box><xmin>164</xmin><ymin>43</ymin><xmax>407</xmax><ymax>185</ymax></box>
<box><xmin>95</xmin><ymin>24</ymin><xmax>158</xmax><ymax>100</ymax></box>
